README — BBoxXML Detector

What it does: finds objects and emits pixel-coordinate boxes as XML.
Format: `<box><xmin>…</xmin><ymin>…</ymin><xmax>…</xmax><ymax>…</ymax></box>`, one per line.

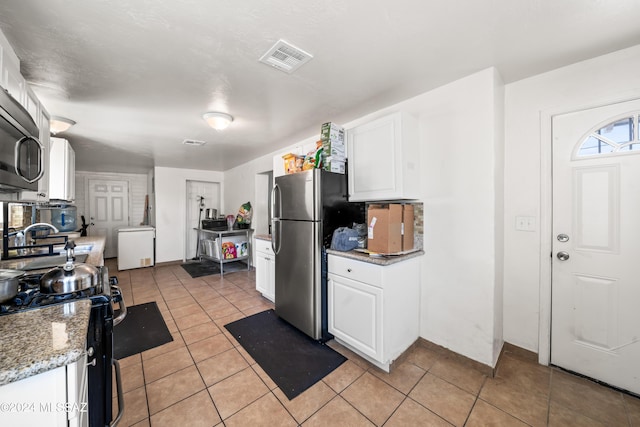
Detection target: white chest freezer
<box><xmin>117</xmin><ymin>226</ymin><xmax>155</xmax><ymax>270</ymax></box>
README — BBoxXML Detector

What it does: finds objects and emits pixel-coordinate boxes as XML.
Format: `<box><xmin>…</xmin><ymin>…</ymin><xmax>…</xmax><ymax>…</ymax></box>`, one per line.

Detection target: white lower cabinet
<box><xmin>0</xmin><ymin>356</ymin><xmax>88</xmax><ymax>427</ymax></box>
<box><xmin>255</xmin><ymin>238</ymin><xmax>275</xmax><ymax>302</ymax></box>
<box><xmin>328</xmin><ymin>254</ymin><xmax>420</xmax><ymax>372</ymax></box>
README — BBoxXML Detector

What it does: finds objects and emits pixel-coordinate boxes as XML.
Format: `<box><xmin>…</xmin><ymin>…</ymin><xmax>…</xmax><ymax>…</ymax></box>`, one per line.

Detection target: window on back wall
<box><xmin>575</xmin><ymin>114</ymin><xmax>640</xmax><ymax>158</ymax></box>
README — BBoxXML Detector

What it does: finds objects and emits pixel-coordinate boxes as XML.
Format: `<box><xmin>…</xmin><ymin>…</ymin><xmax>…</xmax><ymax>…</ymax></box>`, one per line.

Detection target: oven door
<box><xmin>86</xmin><ymin>288</ymin><xmax>126</xmax><ymax>427</ymax></box>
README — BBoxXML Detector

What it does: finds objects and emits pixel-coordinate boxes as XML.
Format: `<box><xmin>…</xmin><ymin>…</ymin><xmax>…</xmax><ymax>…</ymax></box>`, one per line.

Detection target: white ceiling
<box><xmin>1</xmin><ymin>0</ymin><xmax>639</xmax><ymax>173</ymax></box>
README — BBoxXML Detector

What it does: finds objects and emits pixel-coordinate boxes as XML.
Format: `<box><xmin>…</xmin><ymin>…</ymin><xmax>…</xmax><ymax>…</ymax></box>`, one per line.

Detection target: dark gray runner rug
<box><xmin>113</xmin><ymin>302</ymin><xmax>173</xmax><ymax>360</ymax></box>
<box><xmin>225</xmin><ymin>309</ymin><xmax>346</xmax><ymax>400</ymax></box>
<box><xmin>181</xmin><ymin>260</ymin><xmax>249</xmax><ymax>278</ymax></box>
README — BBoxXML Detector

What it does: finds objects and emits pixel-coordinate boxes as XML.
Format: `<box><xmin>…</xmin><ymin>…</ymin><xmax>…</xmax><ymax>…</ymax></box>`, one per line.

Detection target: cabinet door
<box><xmin>347</xmin><ymin>113</ymin><xmax>401</xmax><ymax>201</ymax></box>
<box><xmin>328</xmin><ymin>273</ymin><xmax>383</xmax><ymax>361</ymax></box>
<box><xmin>68</xmin><ymin>144</ymin><xmax>76</xmax><ymax>200</ymax></box>
<box><xmin>3</xmin><ymin>63</ymin><xmax>25</xmax><ymax>105</ymax></box>
<box><xmin>49</xmin><ymin>137</ymin><xmax>75</xmax><ymax>201</ymax></box>
<box><xmin>347</xmin><ymin>112</ymin><xmax>419</xmax><ymax>201</ymax></box>
<box><xmin>66</xmin><ymin>357</ymin><xmax>88</xmax><ymax>427</ymax></box>
<box><xmin>256</xmin><ymin>252</ymin><xmax>275</xmax><ymax>302</ymax></box>
<box><xmin>256</xmin><ymin>252</ymin><xmax>270</xmax><ymax>296</ymax></box>
<box><xmin>0</xmin><ymin>365</ymin><xmax>68</xmax><ymax>426</ymax></box>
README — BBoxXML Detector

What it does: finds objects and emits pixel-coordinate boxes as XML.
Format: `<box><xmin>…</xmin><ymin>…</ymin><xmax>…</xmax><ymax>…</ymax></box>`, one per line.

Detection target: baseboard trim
<box><xmin>417</xmin><ymin>337</ymin><xmax>496</xmax><ymax>377</ymax></box>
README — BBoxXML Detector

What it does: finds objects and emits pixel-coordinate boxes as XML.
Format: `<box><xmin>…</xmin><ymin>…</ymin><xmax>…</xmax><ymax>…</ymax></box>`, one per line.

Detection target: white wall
<box><xmin>224</xmin><ymin>68</ymin><xmax>505</xmax><ymax>367</ymax></box>
<box><xmin>154</xmin><ymin>166</ymin><xmax>224</xmax><ymax>263</ymax></box>
<box><xmin>413</xmin><ymin>69</ymin><xmax>504</xmax><ymax>366</ymax></box>
<box><xmin>503</xmin><ymin>44</ymin><xmax>640</xmax><ymax>353</ymax></box>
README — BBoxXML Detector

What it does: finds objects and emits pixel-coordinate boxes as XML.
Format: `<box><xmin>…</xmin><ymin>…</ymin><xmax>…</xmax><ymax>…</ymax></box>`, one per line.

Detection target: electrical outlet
<box><xmin>515</xmin><ymin>216</ymin><xmax>536</xmax><ymax>232</ymax></box>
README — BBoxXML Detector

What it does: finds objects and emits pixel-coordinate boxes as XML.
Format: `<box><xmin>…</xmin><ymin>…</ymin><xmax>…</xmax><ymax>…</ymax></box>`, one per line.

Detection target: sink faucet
<box><xmin>23</xmin><ymin>222</ymin><xmax>60</xmax><ymax>236</ymax></box>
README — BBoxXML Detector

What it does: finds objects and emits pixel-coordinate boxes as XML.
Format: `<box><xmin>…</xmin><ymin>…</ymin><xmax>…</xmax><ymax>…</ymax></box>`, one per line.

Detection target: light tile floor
<box><xmin>107</xmin><ymin>259</ymin><xmax>640</xmax><ymax>426</ymax></box>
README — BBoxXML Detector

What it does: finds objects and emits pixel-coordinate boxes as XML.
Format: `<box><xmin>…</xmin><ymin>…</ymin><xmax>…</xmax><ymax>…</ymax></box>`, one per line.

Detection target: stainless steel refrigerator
<box><xmin>271</xmin><ymin>169</ymin><xmax>364</xmax><ymax>341</ymax></box>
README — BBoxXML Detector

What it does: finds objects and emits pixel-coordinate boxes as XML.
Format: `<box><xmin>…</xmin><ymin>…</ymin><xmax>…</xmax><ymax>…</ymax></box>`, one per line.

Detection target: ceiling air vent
<box><xmin>182</xmin><ymin>139</ymin><xmax>206</xmax><ymax>146</ymax></box>
<box><xmin>259</xmin><ymin>39</ymin><xmax>313</xmax><ymax>73</ymax></box>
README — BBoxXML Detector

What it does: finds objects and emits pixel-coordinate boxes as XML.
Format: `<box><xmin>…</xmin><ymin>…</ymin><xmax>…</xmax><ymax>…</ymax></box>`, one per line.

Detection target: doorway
<box><xmin>254</xmin><ymin>171</ymin><xmax>273</xmax><ymax>236</ymax></box>
<box><xmin>88</xmin><ymin>179</ymin><xmax>129</xmax><ymax>258</ymax></box>
<box><xmin>550</xmin><ymin>98</ymin><xmax>640</xmax><ymax>394</ymax></box>
<box><xmin>185</xmin><ymin>180</ymin><xmax>220</xmax><ymax>260</ymax></box>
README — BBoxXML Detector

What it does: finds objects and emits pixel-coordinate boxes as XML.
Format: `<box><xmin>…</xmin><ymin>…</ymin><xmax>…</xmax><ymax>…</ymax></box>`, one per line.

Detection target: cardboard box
<box><xmin>321</xmin><ymin>122</ymin><xmax>345</xmax><ymax>144</ymax></box>
<box><xmin>321</xmin><ymin>139</ymin><xmax>346</xmax><ymax>159</ymax></box>
<box><xmin>367</xmin><ymin>204</ymin><xmax>403</xmax><ymax>253</ymax></box>
<box><xmin>402</xmin><ymin>204</ymin><xmax>414</xmax><ymax>251</ymax></box>
<box><xmin>367</xmin><ymin>203</ymin><xmax>414</xmax><ymax>254</ymax></box>
<box><xmin>323</xmin><ymin>157</ymin><xmax>345</xmax><ymax>174</ymax></box>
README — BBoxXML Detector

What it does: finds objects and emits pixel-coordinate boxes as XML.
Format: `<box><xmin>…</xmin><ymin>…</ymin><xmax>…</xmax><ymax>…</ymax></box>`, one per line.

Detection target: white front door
<box><xmin>88</xmin><ymin>179</ymin><xmax>130</xmax><ymax>258</ymax></box>
<box><xmin>551</xmin><ymin>99</ymin><xmax>640</xmax><ymax>394</ymax></box>
<box><xmin>185</xmin><ymin>180</ymin><xmax>220</xmax><ymax>260</ymax></box>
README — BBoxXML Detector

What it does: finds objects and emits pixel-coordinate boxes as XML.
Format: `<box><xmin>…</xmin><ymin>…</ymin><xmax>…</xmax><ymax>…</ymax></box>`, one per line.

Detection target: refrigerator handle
<box><xmin>272</xmin><ymin>219</ymin><xmax>282</xmax><ymax>254</ymax></box>
<box><xmin>271</xmin><ymin>183</ymin><xmax>281</xmax><ymax>219</ymax></box>
<box><xmin>271</xmin><ymin>183</ymin><xmax>282</xmax><ymax>254</ymax></box>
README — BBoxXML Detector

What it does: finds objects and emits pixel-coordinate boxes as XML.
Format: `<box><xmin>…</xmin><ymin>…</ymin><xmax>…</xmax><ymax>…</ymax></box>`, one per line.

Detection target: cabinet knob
<box><xmin>347</xmin><ymin>268</ymin><xmax>352</xmax><ymax>273</ymax></box>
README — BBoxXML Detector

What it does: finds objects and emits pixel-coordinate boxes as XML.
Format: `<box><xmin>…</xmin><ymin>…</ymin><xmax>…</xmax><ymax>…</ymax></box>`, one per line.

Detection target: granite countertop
<box><xmin>255</xmin><ymin>234</ymin><xmax>272</xmax><ymax>241</ymax></box>
<box><xmin>326</xmin><ymin>248</ymin><xmax>425</xmax><ymax>266</ymax></box>
<box><xmin>0</xmin><ymin>299</ymin><xmax>92</xmax><ymax>386</ymax></box>
<box><xmin>0</xmin><ymin>235</ymin><xmax>105</xmax><ymax>386</ymax></box>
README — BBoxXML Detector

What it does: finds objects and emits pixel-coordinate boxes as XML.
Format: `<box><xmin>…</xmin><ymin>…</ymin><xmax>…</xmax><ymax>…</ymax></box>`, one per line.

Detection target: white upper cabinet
<box><xmin>0</xmin><ymin>30</ymin><xmax>25</xmax><ymax>105</ymax></box>
<box><xmin>49</xmin><ymin>137</ymin><xmax>75</xmax><ymax>202</ymax></box>
<box><xmin>347</xmin><ymin>112</ymin><xmax>420</xmax><ymax>201</ymax></box>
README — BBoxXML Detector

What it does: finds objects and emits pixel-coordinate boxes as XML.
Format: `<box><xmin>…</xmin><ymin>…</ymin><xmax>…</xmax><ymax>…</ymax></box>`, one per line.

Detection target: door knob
<box><xmin>557</xmin><ymin>251</ymin><xmax>570</xmax><ymax>261</ymax></box>
<box><xmin>557</xmin><ymin>234</ymin><xmax>569</xmax><ymax>242</ymax></box>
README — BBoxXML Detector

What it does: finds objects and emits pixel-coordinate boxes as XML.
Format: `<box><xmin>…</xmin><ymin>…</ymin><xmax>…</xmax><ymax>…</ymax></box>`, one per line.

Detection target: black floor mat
<box><xmin>114</xmin><ymin>302</ymin><xmax>173</xmax><ymax>360</ymax></box>
<box><xmin>224</xmin><ymin>309</ymin><xmax>346</xmax><ymax>400</ymax></box>
<box><xmin>181</xmin><ymin>260</ymin><xmax>249</xmax><ymax>278</ymax></box>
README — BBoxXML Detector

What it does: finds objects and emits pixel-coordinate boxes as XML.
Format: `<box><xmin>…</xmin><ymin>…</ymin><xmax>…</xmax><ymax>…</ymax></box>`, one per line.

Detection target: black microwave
<box><xmin>0</xmin><ymin>88</ymin><xmax>44</xmax><ymax>192</ymax></box>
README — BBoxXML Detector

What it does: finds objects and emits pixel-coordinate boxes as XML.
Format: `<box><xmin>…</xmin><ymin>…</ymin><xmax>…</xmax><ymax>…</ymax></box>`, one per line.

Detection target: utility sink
<box><xmin>22</xmin><ymin>253</ymin><xmax>89</xmax><ymax>271</ymax></box>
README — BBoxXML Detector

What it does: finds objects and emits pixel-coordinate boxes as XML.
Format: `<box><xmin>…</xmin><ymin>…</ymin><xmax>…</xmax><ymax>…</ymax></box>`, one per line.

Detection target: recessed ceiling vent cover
<box><xmin>259</xmin><ymin>39</ymin><xmax>313</xmax><ymax>73</ymax></box>
<box><xmin>182</xmin><ymin>139</ymin><xmax>206</xmax><ymax>146</ymax></box>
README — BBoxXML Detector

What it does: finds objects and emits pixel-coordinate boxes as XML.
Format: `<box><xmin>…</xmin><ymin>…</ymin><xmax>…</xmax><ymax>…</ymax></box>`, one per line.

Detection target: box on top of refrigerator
<box><xmin>321</xmin><ymin>122</ymin><xmax>344</xmax><ymax>143</ymax></box>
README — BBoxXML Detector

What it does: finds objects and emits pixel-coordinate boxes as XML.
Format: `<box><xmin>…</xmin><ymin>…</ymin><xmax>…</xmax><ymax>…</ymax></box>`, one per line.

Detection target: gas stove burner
<box><xmin>0</xmin><ymin>275</ymin><xmax>106</xmax><ymax>315</ymax></box>
<box><xmin>30</xmin><ymin>287</ymin><xmax>100</xmax><ymax>308</ymax></box>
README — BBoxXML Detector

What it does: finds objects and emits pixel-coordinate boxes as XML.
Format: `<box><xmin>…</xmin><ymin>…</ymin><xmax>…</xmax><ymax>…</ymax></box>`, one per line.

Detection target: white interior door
<box><xmin>186</xmin><ymin>180</ymin><xmax>220</xmax><ymax>260</ymax></box>
<box><xmin>88</xmin><ymin>179</ymin><xmax>129</xmax><ymax>258</ymax></box>
<box><xmin>551</xmin><ymin>99</ymin><xmax>640</xmax><ymax>394</ymax></box>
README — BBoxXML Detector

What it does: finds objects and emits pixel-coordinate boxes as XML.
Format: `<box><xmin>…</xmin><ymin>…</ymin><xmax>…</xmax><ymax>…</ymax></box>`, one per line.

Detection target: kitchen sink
<box><xmin>22</xmin><ymin>253</ymin><xmax>89</xmax><ymax>271</ymax></box>
<box><xmin>51</xmin><ymin>244</ymin><xmax>94</xmax><ymax>254</ymax></box>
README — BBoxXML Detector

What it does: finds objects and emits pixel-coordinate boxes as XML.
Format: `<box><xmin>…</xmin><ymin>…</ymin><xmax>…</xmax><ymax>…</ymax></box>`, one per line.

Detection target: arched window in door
<box><xmin>575</xmin><ymin>114</ymin><xmax>639</xmax><ymax>158</ymax></box>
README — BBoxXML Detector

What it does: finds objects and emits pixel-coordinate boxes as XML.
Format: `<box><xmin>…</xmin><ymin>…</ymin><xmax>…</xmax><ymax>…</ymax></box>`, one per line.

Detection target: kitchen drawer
<box><xmin>255</xmin><ymin>238</ymin><xmax>274</xmax><ymax>255</ymax></box>
<box><xmin>328</xmin><ymin>254</ymin><xmax>383</xmax><ymax>288</ymax></box>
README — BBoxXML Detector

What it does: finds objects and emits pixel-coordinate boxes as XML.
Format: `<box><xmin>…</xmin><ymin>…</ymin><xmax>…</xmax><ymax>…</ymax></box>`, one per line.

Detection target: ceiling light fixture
<box><xmin>202</xmin><ymin>112</ymin><xmax>234</xmax><ymax>131</ymax></box>
<box><xmin>49</xmin><ymin>116</ymin><xmax>76</xmax><ymax>135</ymax></box>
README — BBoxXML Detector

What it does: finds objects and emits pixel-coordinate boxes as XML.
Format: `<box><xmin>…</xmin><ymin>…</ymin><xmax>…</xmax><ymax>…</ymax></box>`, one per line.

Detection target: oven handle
<box><xmin>111</xmin><ymin>285</ymin><xmax>127</xmax><ymax>327</ymax></box>
<box><xmin>110</xmin><ymin>359</ymin><xmax>124</xmax><ymax>427</ymax></box>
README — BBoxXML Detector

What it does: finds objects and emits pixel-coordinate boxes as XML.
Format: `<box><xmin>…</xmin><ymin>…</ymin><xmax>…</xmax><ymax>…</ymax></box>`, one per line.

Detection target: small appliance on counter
<box><xmin>201</xmin><ymin>218</ymin><xmax>228</xmax><ymax>231</ymax></box>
